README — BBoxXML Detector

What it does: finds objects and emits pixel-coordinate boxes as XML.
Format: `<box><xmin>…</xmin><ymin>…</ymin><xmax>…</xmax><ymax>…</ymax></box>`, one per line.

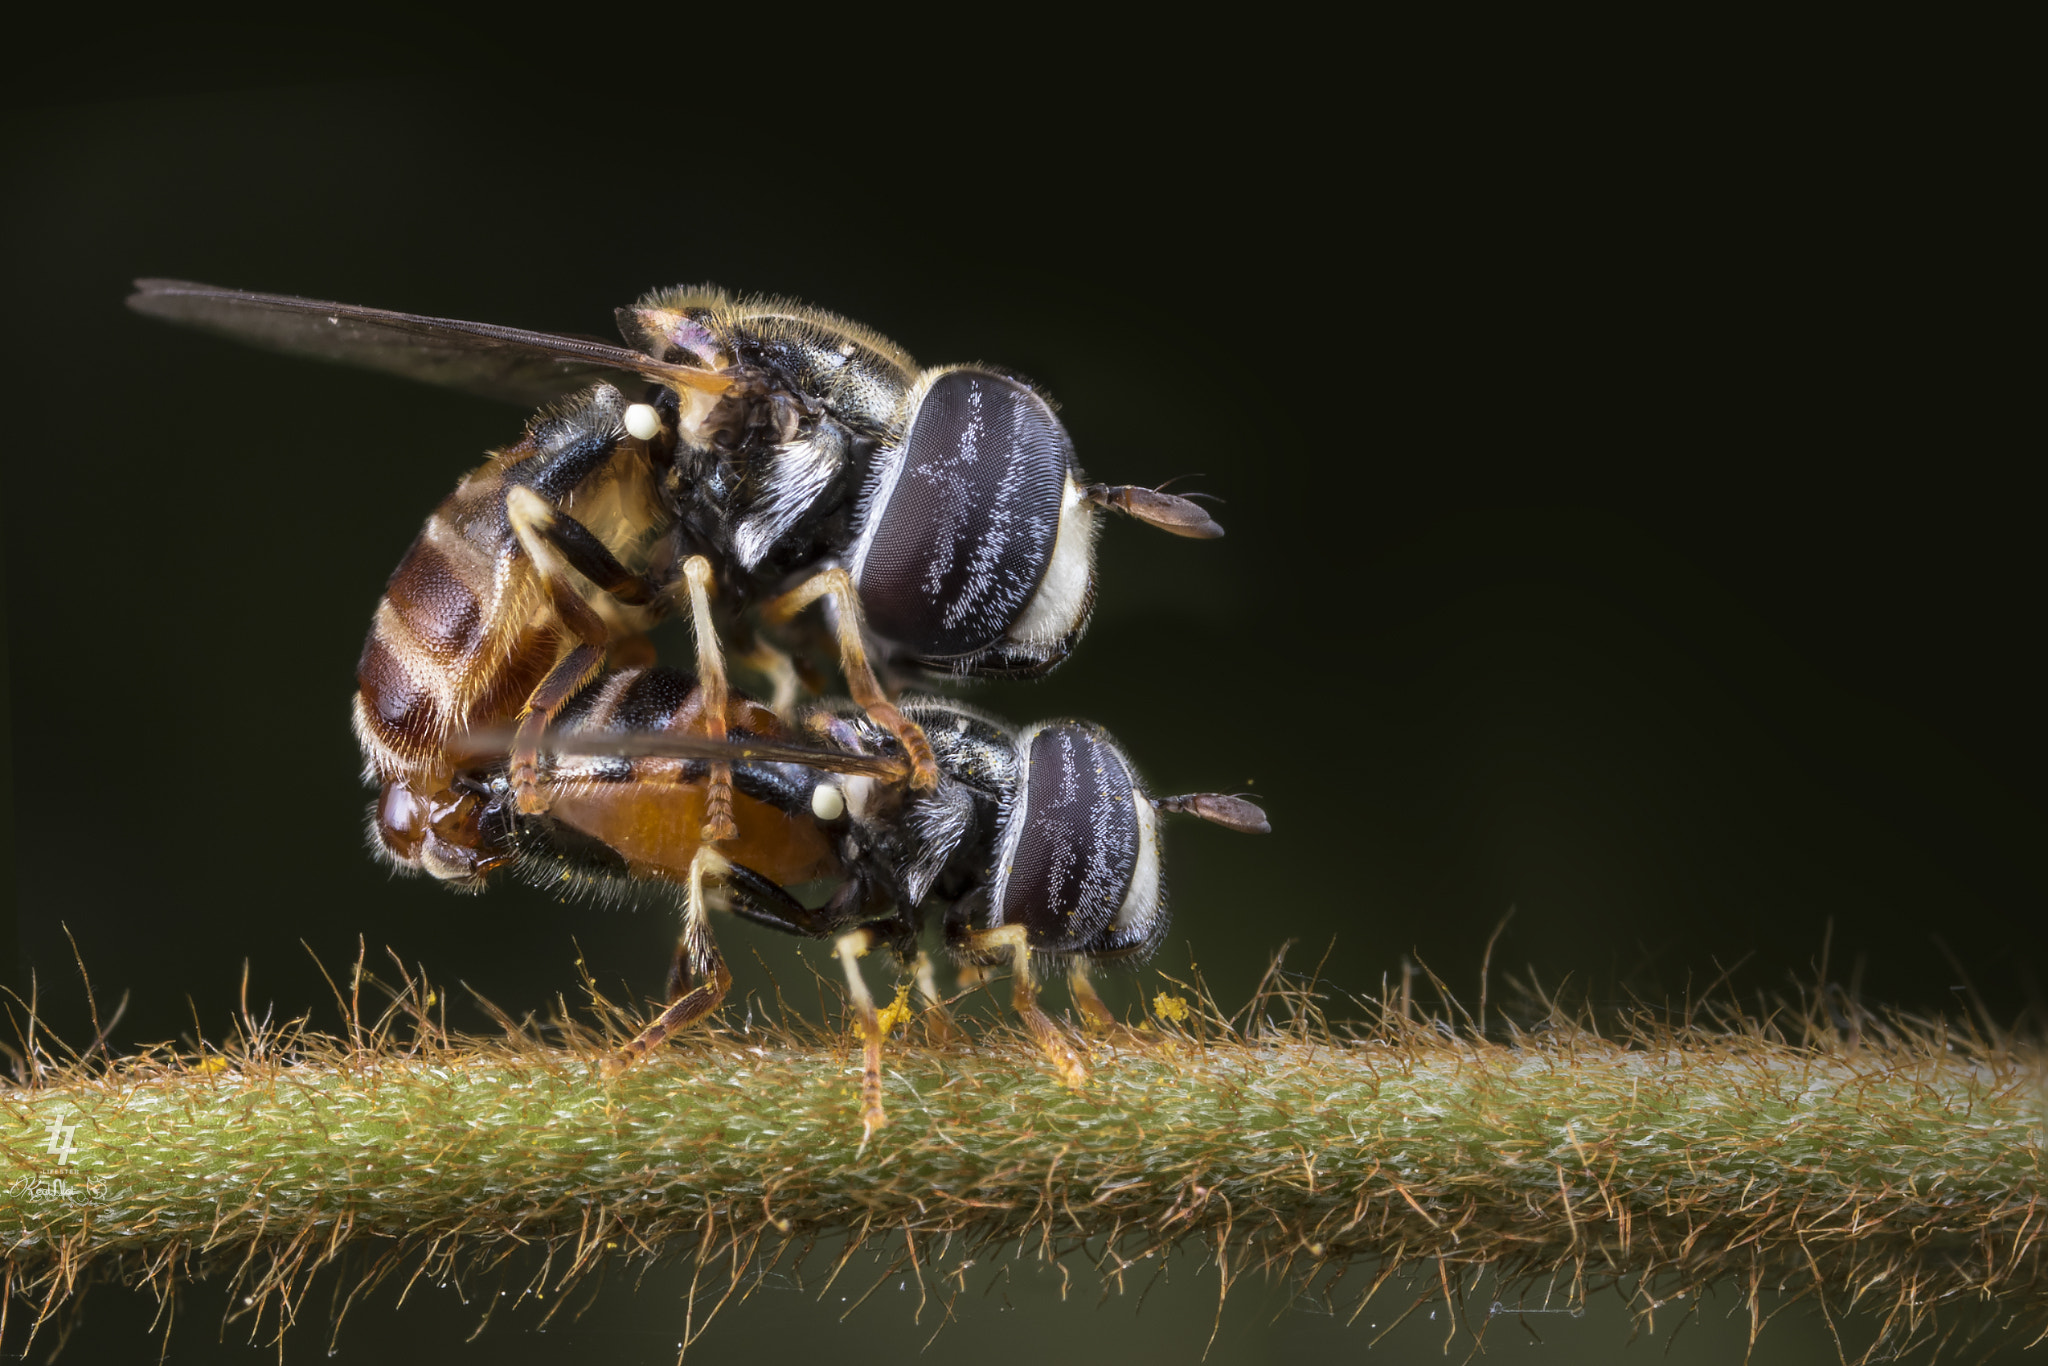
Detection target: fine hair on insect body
<box><xmin>128</xmin><ymin>280</ymin><xmax>1226</xmax><ymax>865</ymax></box>
<box><xmin>433</xmin><ymin>665</ymin><xmax>1267</xmax><ymax>1131</ymax></box>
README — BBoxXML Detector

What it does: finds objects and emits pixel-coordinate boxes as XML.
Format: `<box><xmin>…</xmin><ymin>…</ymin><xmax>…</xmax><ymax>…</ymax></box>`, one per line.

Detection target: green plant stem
<box><xmin>2</xmin><ymin>1026</ymin><xmax>2043</xmax><ymax>1353</ymax></box>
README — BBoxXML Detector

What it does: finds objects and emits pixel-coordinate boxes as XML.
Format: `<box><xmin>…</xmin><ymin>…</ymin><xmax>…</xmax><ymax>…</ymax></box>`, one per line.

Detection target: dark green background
<box><xmin>1</xmin><ymin>34</ymin><xmax>2035</xmax><ymax>1363</ymax></box>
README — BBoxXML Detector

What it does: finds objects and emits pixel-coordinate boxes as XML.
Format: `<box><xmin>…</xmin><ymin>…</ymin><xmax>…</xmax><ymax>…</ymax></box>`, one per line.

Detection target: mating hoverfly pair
<box><xmin>130</xmin><ymin>279</ymin><xmax>1268</xmax><ymax>1130</ymax></box>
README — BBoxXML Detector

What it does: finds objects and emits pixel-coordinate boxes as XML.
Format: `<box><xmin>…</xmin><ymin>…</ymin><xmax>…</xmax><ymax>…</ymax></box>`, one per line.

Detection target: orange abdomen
<box><xmin>545</xmin><ymin>782</ymin><xmax>840</xmax><ymax>888</ymax></box>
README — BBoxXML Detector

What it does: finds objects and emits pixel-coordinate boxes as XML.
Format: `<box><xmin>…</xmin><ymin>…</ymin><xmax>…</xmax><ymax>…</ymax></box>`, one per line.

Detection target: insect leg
<box><xmin>504</xmin><ymin>485</ymin><xmax>667</xmax><ymax>607</ymax></box>
<box><xmin>733</xmin><ymin>637</ymin><xmax>803</xmax><ymax>722</ymax></box>
<box><xmin>508</xmin><ymin>643</ymin><xmax>606</xmax><ymax>814</ymax></box>
<box><xmin>1067</xmin><ymin>961</ymin><xmax>1153</xmax><ymax>1047</ymax></box>
<box><xmin>954</xmin><ymin>924</ymin><xmax>1088</xmax><ymax>1087</ymax></box>
<box><xmin>834</xmin><ymin>925</ymin><xmax>892</xmax><ymax>1138</ymax></box>
<box><xmin>678</xmin><ymin>556</ymin><xmax>737</xmax><ymax>842</ymax></box>
<box><xmin>914</xmin><ymin>951</ymin><xmax>946</xmax><ymax>1007</ymax></box>
<box><xmin>615</xmin><ymin>846</ymin><xmax>734</xmax><ymax>1068</ymax></box>
<box><xmin>761</xmin><ymin>568</ymin><xmax>938</xmax><ymax>789</ymax></box>
<box><xmin>913</xmin><ymin>950</ymin><xmax>965</xmax><ymax>1045</ymax></box>
<box><xmin>504</xmin><ymin>488</ymin><xmax>632</xmax><ymax>814</ymax></box>
<box><xmin>720</xmin><ymin>861</ymin><xmax>838</xmax><ymax>937</ymax></box>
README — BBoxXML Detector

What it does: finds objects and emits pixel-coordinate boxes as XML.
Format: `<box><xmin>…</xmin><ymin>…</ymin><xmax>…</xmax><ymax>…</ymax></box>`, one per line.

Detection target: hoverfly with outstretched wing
<box><xmin>129</xmin><ymin>280</ymin><xmax>1225</xmax><ymax>895</ymax></box>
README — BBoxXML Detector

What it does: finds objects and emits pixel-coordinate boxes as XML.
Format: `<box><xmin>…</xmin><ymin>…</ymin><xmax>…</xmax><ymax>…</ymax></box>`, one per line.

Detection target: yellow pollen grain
<box><xmin>876</xmin><ymin>983</ymin><xmax>916</xmax><ymax>1038</ymax></box>
<box><xmin>1152</xmin><ymin>993</ymin><xmax>1191</xmax><ymax>1024</ymax></box>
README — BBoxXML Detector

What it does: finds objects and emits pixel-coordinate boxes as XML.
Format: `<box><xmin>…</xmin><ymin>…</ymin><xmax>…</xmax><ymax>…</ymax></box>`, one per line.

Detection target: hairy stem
<box><xmin>3</xmin><ymin>1007</ymin><xmax>2044</xmax><ymax>1357</ymax></box>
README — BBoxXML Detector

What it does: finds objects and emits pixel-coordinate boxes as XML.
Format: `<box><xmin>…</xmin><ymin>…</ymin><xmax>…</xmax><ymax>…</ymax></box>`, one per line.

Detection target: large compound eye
<box><xmin>855</xmin><ymin>369</ymin><xmax>1071</xmax><ymax>658</ymax></box>
<box><xmin>999</xmin><ymin>725</ymin><xmax>1141</xmax><ymax>951</ymax></box>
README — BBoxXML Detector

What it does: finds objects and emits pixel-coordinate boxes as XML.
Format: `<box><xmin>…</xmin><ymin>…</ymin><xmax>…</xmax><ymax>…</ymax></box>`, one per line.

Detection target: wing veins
<box><xmin>128</xmin><ymin>279</ymin><xmax>730</xmax><ymax>402</ymax></box>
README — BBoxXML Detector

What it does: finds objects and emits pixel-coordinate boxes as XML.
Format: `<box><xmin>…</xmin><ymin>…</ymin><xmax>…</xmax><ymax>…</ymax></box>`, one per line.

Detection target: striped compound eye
<box><xmin>852</xmin><ymin>368</ymin><xmax>1074</xmax><ymax>660</ymax></box>
<box><xmin>993</xmin><ymin>723</ymin><xmax>1162</xmax><ymax>955</ymax></box>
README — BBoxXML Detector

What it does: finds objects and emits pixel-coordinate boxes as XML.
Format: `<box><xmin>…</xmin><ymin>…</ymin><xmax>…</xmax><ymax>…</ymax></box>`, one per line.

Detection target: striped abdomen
<box><xmin>358</xmin><ymin>384</ymin><xmax>667</xmax><ymax>882</ymax></box>
<box><xmin>353</xmin><ymin>384</ymin><xmax>666</xmax><ymax>787</ymax></box>
<box><xmin>353</xmin><ymin>462</ymin><xmax>557</xmax><ymax>785</ymax></box>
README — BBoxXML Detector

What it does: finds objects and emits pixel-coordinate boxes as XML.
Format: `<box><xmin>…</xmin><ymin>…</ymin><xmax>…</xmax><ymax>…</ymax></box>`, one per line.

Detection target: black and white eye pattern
<box><xmin>991</xmin><ymin>723</ymin><xmax>1162</xmax><ymax>955</ymax></box>
<box><xmin>851</xmin><ymin>368</ymin><xmax>1071</xmax><ymax>659</ymax></box>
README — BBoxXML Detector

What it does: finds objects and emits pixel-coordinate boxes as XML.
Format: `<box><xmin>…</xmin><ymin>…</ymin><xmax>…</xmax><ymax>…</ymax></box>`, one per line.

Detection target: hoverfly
<box><xmin>127</xmin><ymin>281</ymin><xmax>1225</xmax><ymax>874</ymax></box>
<box><xmin>437</xmin><ymin>666</ymin><xmax>1268</xmax><ymax>1134</ymax></box>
